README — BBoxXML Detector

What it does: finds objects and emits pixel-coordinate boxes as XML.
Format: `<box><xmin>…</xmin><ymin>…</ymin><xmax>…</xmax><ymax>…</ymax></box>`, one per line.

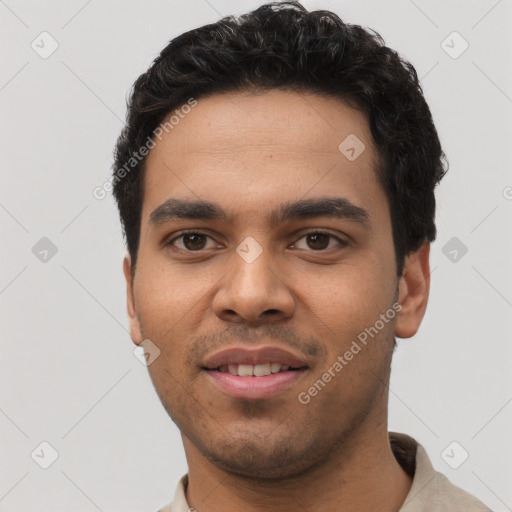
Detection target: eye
<box><xmin>166</xmin><ymin>230</ymin><xmax>347</xmax><ymax>253</ymax></box>
<box><xmin>168</xmin><ymin>231</ymin><xmax>218</xmax><ymax>251</ymax></box>
<box><xmin>292</xmin><ymin>231</ymin><xmax>347</xmax><ymax>251</ymax></box>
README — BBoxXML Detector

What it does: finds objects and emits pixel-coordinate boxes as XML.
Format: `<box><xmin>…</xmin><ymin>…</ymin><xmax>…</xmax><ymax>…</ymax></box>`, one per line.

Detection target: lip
<box><xmin>202</xmin><ymin>345</ymin><xmax>308</xmax><ymax>369</ymax></box>
<box><xmin>205</xmin><ymin>368</ymin><xmax>308</xmax><ymax>399</ymax></box>
<box><xmin>202</xmin><ymin>345</ymin><xmax>309</xmax><ymax>400</ymax></box>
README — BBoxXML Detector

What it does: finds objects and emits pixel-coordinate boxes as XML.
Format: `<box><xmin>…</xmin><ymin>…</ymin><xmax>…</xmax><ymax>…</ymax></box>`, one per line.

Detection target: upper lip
<box><xmin>203</xmin><ymin>346</ymin><xmax>309</xmax><ymax>369</ymax></box>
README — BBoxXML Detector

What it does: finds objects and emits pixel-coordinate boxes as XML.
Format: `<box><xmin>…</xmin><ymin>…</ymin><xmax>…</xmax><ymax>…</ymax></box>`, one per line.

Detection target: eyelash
<box><xmin>166</xmin><ymin>230</ymin><xmax>348</xmax><ymax>252</ymax></box>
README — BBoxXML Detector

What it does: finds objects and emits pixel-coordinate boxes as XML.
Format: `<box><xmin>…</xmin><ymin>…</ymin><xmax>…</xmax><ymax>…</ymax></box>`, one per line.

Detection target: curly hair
<box><xmin>112</xmin><ymin>1</ymin><xmax>448</xmax><ymax>275</ymax></box>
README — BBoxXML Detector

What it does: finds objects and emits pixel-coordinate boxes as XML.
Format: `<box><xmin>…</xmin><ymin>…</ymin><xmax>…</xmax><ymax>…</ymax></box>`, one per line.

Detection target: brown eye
<box><xmin>293</xmin><ymin>232</ymin><xmax>347</xmax><ymax>251</ymax></box>
<box><xmin>168</xmin><ymin>232</ymin><xmax>216</xmax><ymax>251</ymax></box>
<box><xmin>306</xmin><ymin>233</ymin><xmax>330</xmax><ymax>250</ymax></box>
<box><xmin>182</xmin><ymin>234</ymin><xmax>207</xmax><ymax>250</ymax></box>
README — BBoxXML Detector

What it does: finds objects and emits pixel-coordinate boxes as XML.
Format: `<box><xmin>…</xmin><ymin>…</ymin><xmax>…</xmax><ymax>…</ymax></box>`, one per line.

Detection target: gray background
<box><xmin>1</xmin><ymin>0</ymin><xmax>511</xmax><ymax>510</ymax></box>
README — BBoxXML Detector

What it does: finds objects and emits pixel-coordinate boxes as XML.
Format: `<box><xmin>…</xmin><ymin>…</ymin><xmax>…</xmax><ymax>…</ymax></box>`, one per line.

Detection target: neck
<box><xmin>182</xmin><ymin>424</ymin><xmax>412</xmax><ymax>512</ymax></box>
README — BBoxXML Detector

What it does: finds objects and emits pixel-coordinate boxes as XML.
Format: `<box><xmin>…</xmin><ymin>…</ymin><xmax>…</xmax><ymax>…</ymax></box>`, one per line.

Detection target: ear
<box><xmin>395</xmin><ymin>241</ymin><xmax>431</xmax><ymax>339</ymax></box>
<box><xmin>123</xmin><ymin>254</ymin><xmax>143</xmax><ymax>346</ymax></box>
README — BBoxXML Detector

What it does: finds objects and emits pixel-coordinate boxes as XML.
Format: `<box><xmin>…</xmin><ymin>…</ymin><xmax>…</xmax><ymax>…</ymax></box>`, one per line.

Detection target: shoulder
<box><xmin>154</xmin><ymin>474</ymin><xmax>190</xmax><ymax>512</ymax></box>
<box><xmin>390</xmin><ymin>432</ymin><xmax>492</xmax><ymax>512</ymax></box>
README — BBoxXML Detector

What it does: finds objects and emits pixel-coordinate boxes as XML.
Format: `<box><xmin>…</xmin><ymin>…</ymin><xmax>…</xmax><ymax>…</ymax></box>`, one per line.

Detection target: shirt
<box><xmin>156</xmin><ymin>432</ymin><xmax>491</xmax><ymax>512</ymax></box>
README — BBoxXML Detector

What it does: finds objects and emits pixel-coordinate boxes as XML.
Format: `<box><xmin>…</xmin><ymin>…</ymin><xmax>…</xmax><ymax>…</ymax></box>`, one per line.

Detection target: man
<box><xmin>112</xmin><ymin>2</ymin><xmax>491</xmax><ymax>511</ymax></box>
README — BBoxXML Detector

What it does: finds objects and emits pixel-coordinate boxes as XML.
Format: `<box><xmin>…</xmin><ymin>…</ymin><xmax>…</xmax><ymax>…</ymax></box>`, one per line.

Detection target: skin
<box><xmin>123</xmin><ymin>89</ymin><xmax>431</xmax><ymax>512</ymax></box>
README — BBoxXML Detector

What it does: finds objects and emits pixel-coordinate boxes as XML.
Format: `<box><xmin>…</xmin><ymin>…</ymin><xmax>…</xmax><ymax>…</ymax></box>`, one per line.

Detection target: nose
<box><xmin>212</xmin><ymin>243</ymin><xmax>295</xmax><ymax>326</ymax></box>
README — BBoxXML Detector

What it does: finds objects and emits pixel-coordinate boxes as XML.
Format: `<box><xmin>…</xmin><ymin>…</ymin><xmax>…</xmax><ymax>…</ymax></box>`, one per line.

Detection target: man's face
<box><xmin>125</xmin><ymin>90</ymin><xmax>412</xmax><ymax>478</ymax></box>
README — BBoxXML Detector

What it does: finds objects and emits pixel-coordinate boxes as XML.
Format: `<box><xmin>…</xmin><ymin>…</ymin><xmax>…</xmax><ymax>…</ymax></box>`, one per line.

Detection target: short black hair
<box><xmin>112</xmin><ymin>1</ymin><xmax>448</xmax><ymax>275</ymax></box>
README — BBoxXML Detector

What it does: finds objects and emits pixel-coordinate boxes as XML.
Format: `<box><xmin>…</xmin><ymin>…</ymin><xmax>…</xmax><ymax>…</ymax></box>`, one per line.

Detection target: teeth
<box><xmin>271</xmin><ymin>363</ymin><xmax>281</xmax><ymax>374</ymax></box>
<box><xmin>238</xmin><ymin>364</ymin><xmax>254</xmax><ymax>377</ymax></box>
<box><xmin>254</xmin><ymin>363</ymin><xmax>271</xmax><ymax>376</ymax></box>
<box><xmin>217</xmin><ymin>363</ymin><xmax>295</xmax><ymax>376</ymax></box>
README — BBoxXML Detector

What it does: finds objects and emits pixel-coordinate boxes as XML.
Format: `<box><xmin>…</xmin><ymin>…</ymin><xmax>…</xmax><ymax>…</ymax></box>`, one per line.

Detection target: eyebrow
<box><xmin>149</xmin><ymin>196</ymin><xmax>371</xmax><ymax>227</ymax></box>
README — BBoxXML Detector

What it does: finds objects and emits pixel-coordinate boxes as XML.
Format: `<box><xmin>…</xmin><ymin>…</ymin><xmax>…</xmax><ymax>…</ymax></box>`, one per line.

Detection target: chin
<box><xmin>207</xmin><ymin>452</ymin><xmax>314</xmax><ymax>481</ymax></box>
<box><xmin>193</xmin><ymin>430</ymin><xmax>330</xmax><ymax>481</ymax></box>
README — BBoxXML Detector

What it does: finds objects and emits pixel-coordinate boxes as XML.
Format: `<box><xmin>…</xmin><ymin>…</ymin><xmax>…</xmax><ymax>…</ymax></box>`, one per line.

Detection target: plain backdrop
<box><xmin>1</xmin><ymin>1</ymin><xmax>511</xmax><ymax>511</ymax></box>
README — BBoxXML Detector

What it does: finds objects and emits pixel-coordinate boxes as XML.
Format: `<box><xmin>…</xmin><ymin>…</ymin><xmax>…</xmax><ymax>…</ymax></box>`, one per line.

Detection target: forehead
<box><xmin>142</xmin><ymin>89</ymin><xmax>385</xmax><ymax>224</ymax></box>
<box><xmin>148</xmin><ymin>89</ymin><xmax>373</xmax><ymax>159</ymax></box>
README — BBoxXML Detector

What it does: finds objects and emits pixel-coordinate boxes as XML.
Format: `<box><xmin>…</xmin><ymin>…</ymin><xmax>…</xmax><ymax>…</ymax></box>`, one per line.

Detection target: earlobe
<box><xmin>123</xmin><ymin>254</ymin><xmax>143</xmax><ymax>346</ymax></box>
<box><xmin>395</xmin><ymin>242</ymin><xmax>431</xmax><ymax>339</ymax></box>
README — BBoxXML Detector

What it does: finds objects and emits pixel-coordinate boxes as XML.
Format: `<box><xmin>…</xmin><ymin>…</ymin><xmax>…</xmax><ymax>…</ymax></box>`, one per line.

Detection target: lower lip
<box><xmin>204</xmin><ymin>369</ymin><xmax>307</xmax><ymax>399</ymax></box>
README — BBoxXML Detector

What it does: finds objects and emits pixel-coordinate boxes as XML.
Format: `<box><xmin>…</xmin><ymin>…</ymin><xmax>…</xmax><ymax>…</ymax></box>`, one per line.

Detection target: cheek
<box><xmin>135</xmin><ymin>262</ymin><xmax>210</xmax><ymax>324</ymax></box>
<box><xmin>301</xmin><ymin>256</ymin><xmax>395</xmax><ymax>328</ymax></box>
<box><xmin>133</xmin><ymin>264</ymin><xmax>216</xmax><ymax>369</ymax></box>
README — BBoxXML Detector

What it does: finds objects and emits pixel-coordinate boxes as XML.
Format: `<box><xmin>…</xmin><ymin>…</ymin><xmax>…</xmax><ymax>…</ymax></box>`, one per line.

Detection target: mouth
<box><xmin>212</xmin><ymin>363</ymin><xmax>304</xmax><ymax>377</ymax></box>
<box><xmin>202</xmin><ymin>346</ymin><xmax>309</xmax><ymax>399</ymax></box>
